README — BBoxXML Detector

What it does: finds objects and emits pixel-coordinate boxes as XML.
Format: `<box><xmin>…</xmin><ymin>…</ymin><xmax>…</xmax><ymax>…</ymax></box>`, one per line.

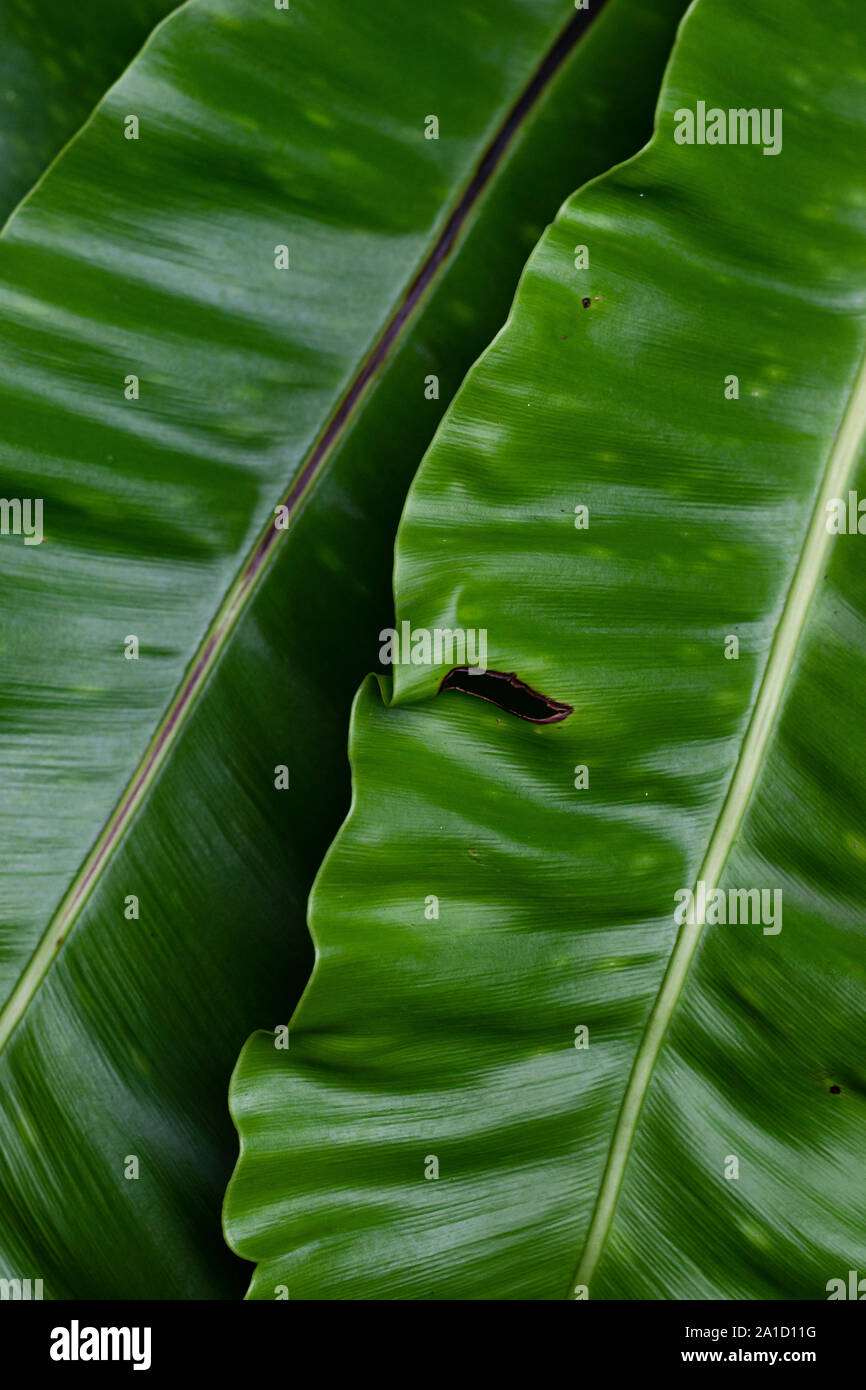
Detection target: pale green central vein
<box><xmin>570</xmin><ymin>344</ymin><xmax>866</xmax><ymax>1299</ymax></box>
<box><xmin>0</xmin><ymin>8</ymin><xmax>597</xmax><ymax>1062</ymax></box>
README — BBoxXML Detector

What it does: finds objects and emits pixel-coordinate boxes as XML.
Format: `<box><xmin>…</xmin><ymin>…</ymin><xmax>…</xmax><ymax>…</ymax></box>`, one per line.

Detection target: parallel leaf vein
<box><xmin>571</xmin><ymin>344</ymin><xmax>866</xmax><ymax>1296</ymax></box>
<box><xmin>0</xmin><ymin>3</ymin><xmax>603</xmax><ymax>1058</ymax></box>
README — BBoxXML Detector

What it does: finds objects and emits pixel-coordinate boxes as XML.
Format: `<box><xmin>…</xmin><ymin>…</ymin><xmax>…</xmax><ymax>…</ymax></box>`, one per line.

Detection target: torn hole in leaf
<box><xmin>439</xmin><ymin>668</ymin><xmax>573</xmax><ymax>724</ymax></box>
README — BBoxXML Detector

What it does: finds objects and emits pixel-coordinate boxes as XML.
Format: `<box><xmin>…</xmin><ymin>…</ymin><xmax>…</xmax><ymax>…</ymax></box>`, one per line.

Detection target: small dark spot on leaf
<box><xmin>581</xmin><ymin>297</ymin><xmax>591</xmax><ymax>309</ymax></box>
<box><xmin>440</xmin><ymin>667</ymin><xmax>573</xmax><ymax>724</ymax></box>
<box><xmin>829</xmin><ymin>1084</ymin><xmax>842</xmax><ymax>1095</ymax></box>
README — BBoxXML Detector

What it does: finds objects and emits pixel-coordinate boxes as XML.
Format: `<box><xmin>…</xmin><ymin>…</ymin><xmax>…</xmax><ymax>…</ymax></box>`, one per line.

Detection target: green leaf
<box><xmin>0</xmin><ymin>0</ymin><xmax>177</xmax><ymax>220</ymax></box>
<box><xmin>0</xmin><ymin>0</ymin><xmax>687</xmax><ymax>1296</ymax></box>
<box><xmin>226</xmin><ymin>0</ymin><xmax>866</xmax><ymax>1299</ymax></box>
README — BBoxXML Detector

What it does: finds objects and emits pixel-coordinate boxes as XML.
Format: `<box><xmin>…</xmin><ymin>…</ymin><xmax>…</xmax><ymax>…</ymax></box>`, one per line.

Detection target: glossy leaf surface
<box><xmin>0</xmin><ymin>0</ymin><xmax>177</xmax><ymax>219</ymax></box>
<box><xmin>226</xmin><ymin>0</ymin><xmax>866</xmax><ymax>1299</ymax></box>
<box><xmin>0</xmin><ymin>0</ymin><xmax>687</xmax><ymax>1296</ymax></box>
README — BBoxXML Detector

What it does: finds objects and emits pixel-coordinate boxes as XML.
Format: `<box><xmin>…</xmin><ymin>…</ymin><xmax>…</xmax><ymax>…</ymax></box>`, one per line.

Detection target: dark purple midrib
<box><xmin>246</xmin><ymin>0</ymin><xmax>606</xmax><ymax>581</ymax></box>
<box><xmin>61</xmin><ymin>0</ymin><xmax>605</xmax><ymax>922</ymax></box>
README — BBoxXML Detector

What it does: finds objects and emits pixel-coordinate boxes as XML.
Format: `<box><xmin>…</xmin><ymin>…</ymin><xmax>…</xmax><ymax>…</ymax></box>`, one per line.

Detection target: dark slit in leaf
<box><xmin>439</xmin><ymin>668</ymin><xmax>573</xmax><ymax>724</ymax></box>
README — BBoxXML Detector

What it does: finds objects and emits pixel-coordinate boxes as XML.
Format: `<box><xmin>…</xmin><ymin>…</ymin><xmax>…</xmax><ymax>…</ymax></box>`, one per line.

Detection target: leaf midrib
<box><xmin>570</xmin><ymin>343</ymin><xmax>866</xmax><ymax>1298</ymax></box>
<box><xmin>0</xmin><ymin>1</ymin><xmax>604</xmax><ymax>1058</ymax></box>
